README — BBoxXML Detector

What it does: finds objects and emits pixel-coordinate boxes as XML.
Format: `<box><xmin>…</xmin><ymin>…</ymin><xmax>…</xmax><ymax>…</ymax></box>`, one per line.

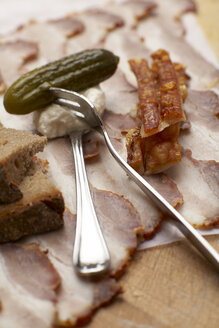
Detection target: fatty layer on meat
<box><xmin>180</xmin><ymin>90</ymin><xmax>219</xmax><ymax>161</ymax></box>
<box><xmin>166</xmin><ymin>150</ymin><xmax>219</xmax><ymax>228</ymax></box>
<box><xmin>0</xmin><ymin>245</ymin><xmax>59</xmax><ymax>328</ymax></box>
<box><xmin>136</xmin><ymin>16</ymin><xmax>219</xmax><ymax>91</ymax></box>
<box><xmin>0</xmin><ymin>40</ymin><xmax>38</xmax><ymax>86</ymax></box>
<box><xmin>28</xmin><ymin>205</ymin><xmax>141</xmax><ymax>326</ymax></box>
<box><xmin>65</xmin><ymin>9</ymin><xmax>124</xmax><ymax>55</ymax></box>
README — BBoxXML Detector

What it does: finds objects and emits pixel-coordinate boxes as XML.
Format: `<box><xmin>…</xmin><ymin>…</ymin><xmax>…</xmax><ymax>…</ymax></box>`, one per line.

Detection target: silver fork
<box><xmin>50</xmin><ymin>87</ymin><xmax>219</xmax><ymax>272</ymax></box>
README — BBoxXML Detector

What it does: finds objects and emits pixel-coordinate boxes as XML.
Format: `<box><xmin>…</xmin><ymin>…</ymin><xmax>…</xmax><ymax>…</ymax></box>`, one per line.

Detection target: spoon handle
<box><xmin>70</xmin><ymin>132</ymin><xmax>110</xmax><ymax>276</ymax></box>
<box><xmin>98</xmin><ymin>126</ymin><xmax>219</xmax><ymax>272</ymax></box>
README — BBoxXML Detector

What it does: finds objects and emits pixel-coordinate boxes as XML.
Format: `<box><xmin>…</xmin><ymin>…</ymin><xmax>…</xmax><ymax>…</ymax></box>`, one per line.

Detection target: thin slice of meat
<box><xmin>43</xmin><ymin>137</ymin><xmax>77</xmax><ymax>214</ymax></box>
<box><xmin>0</xmin><ymin>41</ymin><xmax>37</xmax><ymax>133</ymax></box>
<box><xmin>145</xmin><ymin>173</ymin><xmax>183</xmax><ymax>208</ymax></box>
<box><xmin>39</xmin><ymin>131</ymin><xmax>158</xmax><ymax>239</ymax></box>
<box><xmin>28</xmin><ymin>205</ymin><xmax>141</xmax><ymax>326</ymax></box>
<box><xmin>180</xmin><ymin>90</ymin><xmax>219</xmax><ymax>161</ymax></box>
<box><xmin>0</xmin><ymin>244</ymin><xmax>58</xmax><ymax>328</ymax></box>
<box><xmin>101</xmin><ymin>69</ymin><xmax>138</xmax><ymax>115</ymax></box>
<box><xmin>0</xmin><ymin>71</ymin><xmax>6</xmax><ymax>94</ymax></box>
<box><xmin>48</xmin><ymin>16</ymin><xmax>85</xmax><ymax>38</ymax></box>
<box><xmin>3</xmin><ymin>20</ymin><xmax>71</xmax><ymax>63</ymax></box>
<box><xmin>93</xmin><ymin>189</ymin><xmax>143</xmax><ymax>275</ymax></box>
<box><xmin>83</xmin><ymin>8</ymin><xmax>124</xmax><ymax>32</ymax></box>
<box><xmin>0</xmin><ymin>39</ymin><xmax>38</xmax><ymax>64</ymax></box>
<box><xmin>166</xmin><ymin>149</ymin><xmax>219</xmax><ymax>228</ymax></box>
<box><xmin>105</xmin><ymin>0</ymin><xmax>157</xmax><ymax>28</ymax></box>
<box><xmin>103</xmin><ymin>110</ymin><xmax>137</xmax><ymax>132</ymax></box>
<box><xmin>65</xmin><ymin>9</ymin><xmax>124</xmax><ymax>54</ymax></box>
<box><xmin>0</xmin><ymin>209</ymin><xmax>127</xmax><ymax>328</ymax></box>
<box><xmin>0</xmin><ymin>39</ymin><xmax>39</xmax><ymax>129</ymax></box>
<box><xmin>0</xmin><ymin>244</ymin><xmax>61</xmax><ymax>302</ymax></box>
<box><xmin>0</xmin><ymin>15</ymin><xmax>85</xmax><ymax>78</ymax></box>
<box><xmin>55</xmin><ymin>265</ymin><xmax>121</xmax><ymax>327</ymax></box>
<box><xmin>98</xmin><ymin>66</ymin><xmax>181</xmax><ymax>232</ymax></box>
<box><xmin>155</xmin><ymin>0</ymin><xmax>196</xmax><ymax>19</ymax></box>
<box><xmin>104</xmin><ymin>28</ymin><xmax>150</xmax><ymax>86</ymax></box>
<box><xmin>0</xmin><ymin>288</ymin><xmax>55</xmax><ymax>328</ymax></box>
<box><xmin>185</xmin><ymin>90</ymin><xmax>219</xmax><ymax>131</ymax></box>
<box><xmin>0</xmin><ymin>39</ymin><xmax>38</xmax><ymax>85</ymax></box>
<box><xmin>33</xmin><ymin>197</ymin><xmax>142</xmax><ymax>275</ymax></box>
<box><xmin>83</xmin><ymin>139</ymin><xmax>99</xmax><ymax>159</ymax></box>
<box><xmin>65</xmin><ymin>0</ymin><xmax>156</xmax><ymax>55</ymax></box>
<box><xmin>137</xmin><ymin>15</ymin><xmax>219</xmax><ymax>91</ymax></box>
<box><xmin>145</xmin><ymin>0</ymin><xmax>197</xmax><ymax>40</ymax></box>
<box><xmin>100</xmin><ymin>110</ymin><xmax>138</xmax><ymax>158</ymax></box>
<box><xmin>86</xmin><ymin>136</ymin><xmax>162</xmax><ymax>237</ymax></box>
<box><xmin>0</xmin><ymin>96</ymin><xmax>35</xmax><ymax>131</ymax></box>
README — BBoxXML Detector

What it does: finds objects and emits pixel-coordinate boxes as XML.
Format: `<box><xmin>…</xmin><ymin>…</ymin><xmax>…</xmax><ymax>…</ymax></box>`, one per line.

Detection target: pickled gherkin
<box><xmin>4</xmin><ymin>49</ymin><xmax>119</xmax><ymax>115</ymax></box>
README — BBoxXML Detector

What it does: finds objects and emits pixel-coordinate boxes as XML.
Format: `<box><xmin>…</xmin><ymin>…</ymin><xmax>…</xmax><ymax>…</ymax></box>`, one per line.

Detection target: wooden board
<box><xmin>196</xmin><ymin>0</ymin><xmax>219</xmax><ymax>61</ymax></box>
<box><xmin>87</xmin><ymin>236</ymin><xmax>219</xmax><ymax>328</ymax></box>
<box><xmin>87</xmin><ymin>1</ymin><xmax>219</xmax><ymax>327</ymax></box>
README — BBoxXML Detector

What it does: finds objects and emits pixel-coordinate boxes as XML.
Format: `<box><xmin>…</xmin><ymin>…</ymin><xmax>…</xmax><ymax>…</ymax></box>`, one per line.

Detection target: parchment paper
<box><xmin>0</xmin><ymin>0</ymin><xmax>218</xmax><ymax>250</ymax></box>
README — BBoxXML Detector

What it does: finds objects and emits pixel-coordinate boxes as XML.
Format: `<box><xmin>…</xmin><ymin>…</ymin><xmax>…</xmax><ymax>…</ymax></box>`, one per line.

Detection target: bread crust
<box><xmin>0</xmin><ymin>197</ymin><xmax>64</xmax><ymax>243</ymax></box>
<box><xmin>0</xmin><ymin>164</ymin><xmax>64</xmax><ymax>242</ymax></box>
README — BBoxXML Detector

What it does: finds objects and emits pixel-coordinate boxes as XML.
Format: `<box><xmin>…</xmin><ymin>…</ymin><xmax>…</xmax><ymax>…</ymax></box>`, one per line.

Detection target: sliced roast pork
<box><xmin>180</xmin><ymin>90</ymin><xmax>219</xmax><ymax>161</ymax></box>
<box><xmin>166</xmin><ymin>149</ymin><xmax>219</xmax><ymax>228</ymax></box>
<box><xmin>136</xmin><ymin>15</ymin><xmax>219</xmax><ymax>91</ymax></box>
<box><xmin>26</xmin><ymin>197</ymin><xmax>142</xmax><ymax>326</ymax></box>
<box><xmin>0</xmin><ymin>244</ymin><xmax>60</xmax><ymax>328</ymax></box>
<box><xmin>0</xmin><ymin>39</ymin><xmax>38</xmax><ymax>85</ymax></box>
<box><xmin>65</xmin><ymin>9</ymin><xmax>124</xmax><ymax>55</ymax></box>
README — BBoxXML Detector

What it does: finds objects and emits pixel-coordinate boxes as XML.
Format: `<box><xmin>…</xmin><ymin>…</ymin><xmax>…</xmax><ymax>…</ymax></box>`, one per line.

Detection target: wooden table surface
<box><xmin>87</xmin><ymin>1</ymin><xmax>219</xmax><ymax>327</ymax></box>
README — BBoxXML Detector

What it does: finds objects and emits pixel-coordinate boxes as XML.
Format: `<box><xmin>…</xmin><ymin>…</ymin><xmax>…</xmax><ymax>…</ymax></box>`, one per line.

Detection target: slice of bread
<box><xmin>0</xmin><ymin>161</ymin><xmax>64</xmax><ymax>243</ymax></box>
<box><xmin>0</xmin><ymin>126</ymin><xmax>46</xmax><ymax>203</ymax></box>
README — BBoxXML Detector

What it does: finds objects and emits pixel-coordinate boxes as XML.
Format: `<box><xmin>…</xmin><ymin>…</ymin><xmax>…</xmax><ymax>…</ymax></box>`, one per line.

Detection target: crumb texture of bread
<box><xmin>0</xmin><ymin>164</ymin><xmax>64</xmax><ymax>242</ymax></box>
<box><xmin>0</xmin><ymin>127</ymin><xmax>46</xmax><ymax>203</ymax></box>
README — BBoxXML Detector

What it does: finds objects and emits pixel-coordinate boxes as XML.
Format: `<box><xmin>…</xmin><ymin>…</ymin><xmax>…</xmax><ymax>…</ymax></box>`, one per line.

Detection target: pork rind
<box><xmin>127</xmin><ymin>49</ymin><xmax>188</xmax><ymax>174</ymax></box>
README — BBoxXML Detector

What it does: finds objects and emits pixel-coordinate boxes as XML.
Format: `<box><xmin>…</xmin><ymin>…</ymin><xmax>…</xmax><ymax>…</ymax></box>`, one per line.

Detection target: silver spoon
<box><xmin>50</xmin><ymin>87</ymin><xmax>219</xmax><ymax>272</ymax></box>
<box><xmin>70</xmin><ymin>130</ymin><xmax>110</xmax><ymax>277</ymax></box>
<box><xmin>52</xmin><ymin>95</ymin><xmax>110</xmax><ymax>277</ymax></box>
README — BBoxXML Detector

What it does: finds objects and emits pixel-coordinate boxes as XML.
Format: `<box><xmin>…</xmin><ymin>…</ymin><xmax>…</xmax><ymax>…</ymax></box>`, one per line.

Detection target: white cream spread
<box><xmin>34</xmin><ymin>86</ymin><xmax>105</xmax><ymax>138</ymax></box>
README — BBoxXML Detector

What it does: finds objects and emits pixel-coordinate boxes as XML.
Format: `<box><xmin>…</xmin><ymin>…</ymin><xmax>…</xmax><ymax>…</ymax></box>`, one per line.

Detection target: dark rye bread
<box><xmin>0</xmin><ymin>161</ymin><xmax>64</xmax><ymax>243</ymax></box>
<box><xmin>0</xmin><ymin>126</ymin><xmax>46</xmax><ymax>203</ymax></box>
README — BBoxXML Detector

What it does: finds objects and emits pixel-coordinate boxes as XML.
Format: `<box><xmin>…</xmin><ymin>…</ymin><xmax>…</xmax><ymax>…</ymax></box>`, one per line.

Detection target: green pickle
<box><xmin>4</xmin><ymin>49</ymin><xmax>119</xmax><ymax>115</ymax></box>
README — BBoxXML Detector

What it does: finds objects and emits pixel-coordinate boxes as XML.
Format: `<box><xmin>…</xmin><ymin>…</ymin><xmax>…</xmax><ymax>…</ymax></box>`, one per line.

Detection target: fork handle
<box><xmin>70</xmin><ymin>132</ymin><xmax>110</xmax><ymax>276</ymax></box>
<box><xmin>98</xmin><ymin>127</ymin><xmax>219</xmax><ymax>272</ymax></box>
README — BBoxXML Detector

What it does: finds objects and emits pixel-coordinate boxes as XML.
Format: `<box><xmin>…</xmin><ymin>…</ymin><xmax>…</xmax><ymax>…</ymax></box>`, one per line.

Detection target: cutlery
<box><xmin>50</xmin><ymin>87</ymin><xmax>219</xmax><ymax>272</ymax></box>
<box><xmin>66</xmin><ymin>114</ymin><xmax>110</xmax><ymax>276</ymax></box>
